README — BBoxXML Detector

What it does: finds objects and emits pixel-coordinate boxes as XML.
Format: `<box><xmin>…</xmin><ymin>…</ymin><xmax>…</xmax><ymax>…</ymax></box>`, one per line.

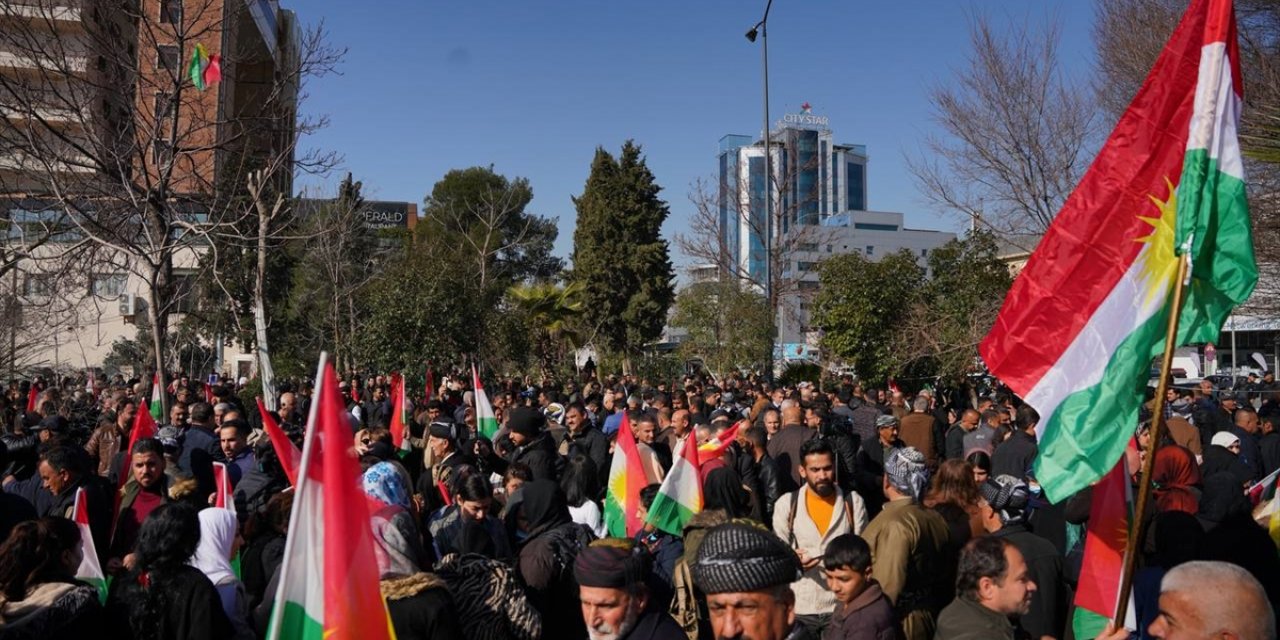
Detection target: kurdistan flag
<box><xmin>72</xmin><ymin>487</ymin><xmax>106</xmax><ymax>604</ymax></box>
<box><xmin>980</xmin><ymin>0</ymin><xmax>1257</xmax><ymax>503</ymax></box>
<box><xmin>267</xmin><ymin>355</ymin><xmax>395</xmax><ymax>640</ymax></box>
<box><xmin>149</xmin><ymin>373</ymin><xmax>164</xmax><ymax>422</ymax></box>
<box><xmin>645</xmin><ymin>431</ymin><xmax>703</xmax><ymax>536</ymax></box>
<box><xmin>473</xmin><ymin>364</ymin><xmax>498</xmax><ymax>440</ymax></box>
<box><xmin>604</xmin><ymin>412</ymin><xmax>646</xmax><ymax>538</ymax></box>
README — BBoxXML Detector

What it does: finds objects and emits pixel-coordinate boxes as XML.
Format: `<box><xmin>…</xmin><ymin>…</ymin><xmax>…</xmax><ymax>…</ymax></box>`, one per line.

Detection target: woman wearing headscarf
<box><xmin>1152</xmin><ymin>444</ymin><xmax>1202</xmax><ymax>515</ymax></box>
<box><xmin>507</xmin><ymin>479</ymin><xmax>594</xmax><ymax>640</ymax></box>
<box><xmin>702</xmin><ymin>467</ymin><xmax>751</xmax><ymax>519</ymax></box>
<box><xmin>105</xmin><ymin>503</ymin><xmax>233</xmax><ymax>640</ymax></box>
<box><xmin>1200</xmin><ymin>432</ymin><xmax>1252</xmax><ymax>480</ymax></box>
<box><xmin>189</xmin><ymin>508</ymin><xmax>254</xmax><ymax>640</ymax></box>
<box><xmin>371</xmin><ymin>504</ymin><xmax>461</xmax><ymax>640</ymax></box>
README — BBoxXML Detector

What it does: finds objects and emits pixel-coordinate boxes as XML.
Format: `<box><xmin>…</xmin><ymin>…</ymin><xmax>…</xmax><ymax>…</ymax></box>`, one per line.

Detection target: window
<box><xmin>156</xmin><ymin>45</ymin><xmax>179</xmax><ymax>71</ymax></box>
<box><xmin>797</xmin><ymin>261</ymin><xmax>817</xmax><ymax>272</ymax></box>
<box><xmin>866</xmin><ymin>246</ymin><xmax>875</xmax><ymax>256</ymax></box>
<box><xmin>160</xmin><ymin>0</ymin><xmax>182</xmax><ymax>24</ymax></box>
<box><xmin>826</xmin><ymin>244</ymin><xmax>833</xmax><ymax>253</ymax></box>
<box><xmin>846</xmin><ymin>162</ymin><xmax>866</xmax><ymax>211</ymax></box>
<box><xmin>171</xmin><ymin>272</ymin><xmax>197</xmax><ymax>314</ymax></box>
<box><xmin>23</xmin><ymin>274</ymin><xmax>53</xmax><ymax>298</ymax></box>
<box><xmin>854</xmin><ymin>222</ymin><xmax>899</xmax><ymax>232</ymax></box>
<box><xmin>798</xmin><ymin>281</ymin><xmax>820</xmax><ymax>292</ymax></box>
<box><xmin>154</xmin><ymin>91</ymin><xmax>173</xmax><ymax>125</ymax></box>
<box><xmin>797</xmin><ymin>242</ymin><xmax>819</xmax><ymax>252</ymax></box>
<box><xmin>91</xmin><ymin>273</ymin><xmax>127</xmax><ymax>299</ymax></box>
<box><xmin>921</xmin><ymin>249</ymin><xmax>928</xmax><ymax>257</ymax></box>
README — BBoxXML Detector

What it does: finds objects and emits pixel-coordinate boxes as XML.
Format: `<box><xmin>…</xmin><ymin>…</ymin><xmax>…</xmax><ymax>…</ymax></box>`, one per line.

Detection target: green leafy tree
<box><xmin>893</xmin><ymin>231</ymin><xmax>1013</xmax><ymax>383</ymax></box>
<box><xmin>508</xmin><ymin>281</ymin><xmax>584</xmax><ymax>380</ymax></box>
<box><xmin>670</xmin><ymin>280</ymin><xmax>771</xmax><ymax>378</ymax></box>
<box><xmin>813</xmin><ymin>250</ymin><xmax>925</xmax><ymax>385</ymax></box>
<box><xmin>571</xmin><ymin>141</ymin><xmax>675</xmax><ymax>367</ymax></box>
<box><xmin>357</xmin><ymin>234</ymin><xmax>483</xmax><ymax>371</ymax></box>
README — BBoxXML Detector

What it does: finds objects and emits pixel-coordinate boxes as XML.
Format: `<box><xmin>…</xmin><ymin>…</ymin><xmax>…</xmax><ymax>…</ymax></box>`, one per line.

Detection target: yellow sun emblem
<box><xmin>1134</xmin><ymin>177</ymin><xmax>1179</xmax><ymax>309</ymax></box>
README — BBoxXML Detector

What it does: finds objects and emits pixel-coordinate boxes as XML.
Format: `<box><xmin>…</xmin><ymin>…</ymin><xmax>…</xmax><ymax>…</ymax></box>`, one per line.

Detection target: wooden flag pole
<box><xmin>1113</xmin><ymin>253</ymin><xmax>1192</xmax><ymax>625</ymax></box>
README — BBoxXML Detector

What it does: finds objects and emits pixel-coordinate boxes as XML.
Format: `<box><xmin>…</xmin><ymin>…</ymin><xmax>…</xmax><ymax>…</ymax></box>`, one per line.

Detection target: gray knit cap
<box><xmin>884</xmin><ymin>446</ymin><xmax>929</xmax><ymax>502</ymax></box>
<box><xmin>691</xmin><ymin>522</ymin><xmax>800</xmax><ymax>594</ymax></box>
<box><xmin>980</xmin><ymin>475</ymin><xmax>1031</xmax><ymax>525</ymax></box>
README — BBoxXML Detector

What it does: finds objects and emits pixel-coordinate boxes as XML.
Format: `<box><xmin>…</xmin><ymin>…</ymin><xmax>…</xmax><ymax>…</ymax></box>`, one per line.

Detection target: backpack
<box><xmin>784</xmin><ymin>488</ymin><xmax>856</xmax><ymax>548</ymax></box>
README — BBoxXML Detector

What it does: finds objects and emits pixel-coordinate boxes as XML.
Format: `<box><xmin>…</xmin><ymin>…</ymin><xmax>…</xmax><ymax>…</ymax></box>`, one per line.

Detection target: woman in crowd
<box><xmin>702</xmin><ymin>467</ymin><xmax>751</xmax><ymax>519</ymax></box>
<box><xmin>371</xmin><ymin>504</ymin><xmax>460</xmax><ymax>640</ymax></box>
<box><xmin>561</xmin><ymin>454</ymin><xmax>605</xmax><ymax>537</ymax></box>
<box><xmin>1152</xmin><ymin>445</ymin><xmax>1201</xmax><ymax>515</ymax></box>
<box><xmin>965</xmin><ymin>450</ymin><xmax>992</xmax><ymax>485</ymax></box>
<box><xmin>105</xmin><ymin>503</ymin><xmax>232</xmax><ymax>640</ymax></box>
<box><xmin>0</xmin><ymin>517</ymin><xmax>104</xmax><ymax>639</ymax></box>
<box><xmin>923</xmin><ymin>459</ymin><xmax>984</xmax><ymax>546</ymax></box>
<box><xmin>190</xmin><ymin>508</ymin><xmax>254</xmax><ymax>640</ymax></box>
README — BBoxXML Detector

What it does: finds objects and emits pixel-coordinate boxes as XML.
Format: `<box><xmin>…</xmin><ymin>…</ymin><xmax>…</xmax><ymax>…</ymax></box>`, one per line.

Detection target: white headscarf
<box><xmin>190</xmin><ymin>508</ymin><xmax>238</xmax><ymax>587</ymax></box>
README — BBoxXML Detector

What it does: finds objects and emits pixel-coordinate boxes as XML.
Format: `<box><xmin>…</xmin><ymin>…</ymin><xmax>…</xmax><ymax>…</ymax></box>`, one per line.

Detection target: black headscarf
<box><xmin>510</xmin><ymin>479</ymin><xmax>571</xmax><ymax>542</ymax></box>
<box><xmin>703</xmin><ymin>467</ymin><xmax>750</xmax><ymax>519</ymax></box>
<box><xmin>1197</xmin><ymin>471</ymin><xmax>1251</xmax><ymax>528</ymax></box>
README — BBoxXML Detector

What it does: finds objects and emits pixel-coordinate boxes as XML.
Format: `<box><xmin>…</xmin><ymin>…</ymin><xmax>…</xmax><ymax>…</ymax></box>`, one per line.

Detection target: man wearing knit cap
<box><xmin>978</xmin><ymin>475</ymin><xmax>1064</xmax><ymax>640</ymax></box>
<box><xmin>691</xmin><ymin>522</ymin><xmax>814</xmax><ymax>640</ymax></box>
<box><xmin>859</xmin><ymin>446</ymin><xmax>951</xmax><ymax>640</ymax></box>
<box><xmin>574</xmin><ymin>539</ymin><xmax>684</xmax><ymax>640</ymax></box>
<box><xmin>479</xmin><ymin>405</ymin><xmax>560</xmax><ymax>481</ymax></box>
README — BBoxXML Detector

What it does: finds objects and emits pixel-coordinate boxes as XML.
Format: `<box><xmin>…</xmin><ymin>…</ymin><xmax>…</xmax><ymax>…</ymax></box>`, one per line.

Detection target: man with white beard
<box><xmin>574</xmin><ymin>540</ymin><xmax>684</xmax><ymax>640</ymax></box>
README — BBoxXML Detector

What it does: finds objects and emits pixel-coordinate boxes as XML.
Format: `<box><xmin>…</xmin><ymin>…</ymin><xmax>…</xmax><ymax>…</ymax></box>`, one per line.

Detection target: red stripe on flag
<box><xmin>26</xmin><ymin>385</ymin><xmax>38</xmax><ymax>413</ymax></box>
<box><xmin>212</xmin><ymin>461</ymin><xmax>232</xmax><ymax>509</ymax></box>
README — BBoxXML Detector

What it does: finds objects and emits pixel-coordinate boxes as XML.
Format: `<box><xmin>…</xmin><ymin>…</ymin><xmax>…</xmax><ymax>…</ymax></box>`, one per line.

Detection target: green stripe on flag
<box><xmin>271</xmin><ymin>601</ymin><xmax>325</xmax><ymax>640</ymax></box>
<box><xmin>645</xmin><ymin>492</ymin><xmax>698</xmax><ymax>536</ymax></box>
<box><xmin>1072</xmin><ymin>607</ymin><xmax>1110</xmax><ymax>640</ymax></box>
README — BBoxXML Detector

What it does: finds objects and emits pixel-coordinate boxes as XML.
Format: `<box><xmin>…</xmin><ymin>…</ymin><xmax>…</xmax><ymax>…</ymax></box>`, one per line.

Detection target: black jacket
<box><xmin>563</xmin><ymin>425</ymin><xmax>610</xmax><ymax>478</ymax></box>
<box><xmin>855</xmin><ymin>439</ymin><xmax>902</xmax><ymax>517</ymax></box>
<box><xmin>991</xmin><ymin>431</ymin><xmax>1038</xmax><ymax>480</ymax></box>
<box><xmin>620</xmin><ymin>608</ymin><xmax>686</xmax><ymax>640</ymax></box>
<box><xmin>489</xmin><ymin>432</ymin><xmax>560</xmax><ymax>482</ymax></box>
<box><xmin>756</xmin><ymin>453</ymin><xmax>782</xmax><ymax>524</ymax></box>
<box><xmin>383</xmin><ymin>574</ymin><xmax>463</xmax><ymax>640</ymax></box>
<box><xmin>105</xmin><ymin>565</ymin><xmax>233</xmax><ymax>640</ymax></box>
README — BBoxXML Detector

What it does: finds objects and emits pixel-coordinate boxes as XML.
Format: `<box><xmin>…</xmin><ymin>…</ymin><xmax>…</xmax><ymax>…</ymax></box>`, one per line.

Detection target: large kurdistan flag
<box><xmin>980</xmin><ymin>0</ymin><xmax>1256</xmax><ymax>503</ymax></box>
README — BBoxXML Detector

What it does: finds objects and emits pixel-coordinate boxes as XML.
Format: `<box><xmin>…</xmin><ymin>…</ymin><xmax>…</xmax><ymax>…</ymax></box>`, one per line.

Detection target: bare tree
<box><xmin>0</xmin><ymin>1</ymin><xmax>339</xmax><ymax>410</ymax></box>
<box><xmin>907</xmin><ymin>13</ymin><xmax>1100</xmax><ymax>243</ymax></box>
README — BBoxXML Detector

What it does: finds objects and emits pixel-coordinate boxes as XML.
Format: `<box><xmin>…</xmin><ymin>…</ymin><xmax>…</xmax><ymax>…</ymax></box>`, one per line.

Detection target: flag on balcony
<box><xmin>189</xmin><ymin>43</ymin><xmax>222</xmax><ymax>91</ymax></box>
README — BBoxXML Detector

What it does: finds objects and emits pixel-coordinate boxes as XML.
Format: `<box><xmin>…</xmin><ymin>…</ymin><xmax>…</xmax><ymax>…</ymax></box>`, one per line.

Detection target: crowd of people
<box><xmin>0</xmin><ymin>368</ymin><xmax>1277</xmax><ymax>640</ymax></box>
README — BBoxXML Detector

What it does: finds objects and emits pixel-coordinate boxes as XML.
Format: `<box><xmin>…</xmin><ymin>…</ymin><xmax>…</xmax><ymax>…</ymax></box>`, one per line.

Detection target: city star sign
<box><xmin>782</xmin><ymin>112</ymin><xmax>829</xmax><ymax>126</ymax></box>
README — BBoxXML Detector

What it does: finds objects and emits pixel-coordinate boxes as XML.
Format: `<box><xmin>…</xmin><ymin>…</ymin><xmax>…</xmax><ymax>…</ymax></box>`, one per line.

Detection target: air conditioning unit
<box><xmin>119</xmin><ymin>292</ymin><xmax>137</xmax><ymax>319</ymax></box>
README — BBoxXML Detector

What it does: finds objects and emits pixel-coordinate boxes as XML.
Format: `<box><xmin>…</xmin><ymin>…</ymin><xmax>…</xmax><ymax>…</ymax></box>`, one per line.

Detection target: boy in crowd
<box><xmin>822</xmin><ymin>533</ymin><xmax>901</xmax><ymax>640</ymax></box>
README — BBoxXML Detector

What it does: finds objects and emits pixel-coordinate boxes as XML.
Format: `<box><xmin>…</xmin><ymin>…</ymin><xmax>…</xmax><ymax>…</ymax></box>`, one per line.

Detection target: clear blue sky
<box><xmin>296</xmin><ymin>1</ymin><xmax>1098</xmax><ymax>267</ymax></box>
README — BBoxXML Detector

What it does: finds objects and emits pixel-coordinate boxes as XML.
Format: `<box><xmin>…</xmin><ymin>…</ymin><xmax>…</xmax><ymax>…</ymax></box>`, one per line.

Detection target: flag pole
<box><xmin>1112</xmin><ymin>253</ymin><xmax>1191</xmax><ymax>625</ymax></box>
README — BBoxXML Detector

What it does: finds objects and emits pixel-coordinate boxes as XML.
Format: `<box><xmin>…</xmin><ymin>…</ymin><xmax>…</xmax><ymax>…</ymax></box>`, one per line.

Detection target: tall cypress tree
<box><xmin>571</xmin><ymin>141</ymin><xmax>675</xmax><ymax>360</ymax></box>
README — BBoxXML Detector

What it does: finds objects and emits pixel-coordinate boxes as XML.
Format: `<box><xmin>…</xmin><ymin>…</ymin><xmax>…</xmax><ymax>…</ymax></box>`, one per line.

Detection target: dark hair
<box><xmin>188</xmin><ymin>402</ymin><xmax>212</xmax><ymax>422</ymax></box>
<box><xmin>219</xmin><ymin>419</ymin><xmax>250</xmax><ymax>438</ymax></box>
<box><xmin>639</xmin><ymin>483</ymin><xmax>661</xmax><ymax>509</ymax></box>
<box><xmin>799</xmin><ymin>438</ymin><xmax>835</xmax><ymax>465</ymax></box>
<box><xmin>744</xmin><ymin>426</ymin><xmax>768</xmax><ymax>449</ymax></box>
<box><xmin>966</xmin><ymin>450</ymin><xmax>993</xmax><ymax>473</ymax></box>
<box><xmin>1015</xmin><ymin>404</ymin><xmax>1040</xmax><ymax>432</ymax></box>
<box><xmin>454</xmin><ymin>473</ymin><xmax>493</xmax><ymax>504</ymax></box>
<box><xmin>561</xmin><ymin>454</ymin><xmax>601</xmax><ymax>508</ymax></box>
<box><xmin>40</xmin><ymin>445</ymin><xmax>87</xmax><ymax>477</ymax></box>
<box><xmin>130</xmin><ymin>437</ymin><xmax>165</xmax><ymax>458</ymax></box>
<box><xmin>822</xmin><ymin>533</ymin><xmax>871</xmax><ymax>572</ymax></box>
<box><xmin>565</xmin><ymin>402</ymin><xmax>587</xmax><ymax>417</ymax></box>
<box><xmin>956</xmin><ymin>536</ymin><xmax>1014</xmax><ymax>598</ymax></box>
<box><xmin>0</xmin><ymin>517</ymin><xmax>80</xmax><ymax>600</ymax></box>
<box><xmin>981</xmin><ymin>409</ymin><xmax>1001</xmax><ymax>424</ymax></box>
<box><xmin>924</xmin><ymin>459</ymin><xmax>981</xmax><ymax>509</ymax></box>
<box><xmin>122</xmin><ymin>504</ymin><xmax>203</xmax><ymax>640</ymax></box>
<box><xmin>504</xmin><ymin>462</ymin><xmax>533</xmax><ymax>484</ymax></box>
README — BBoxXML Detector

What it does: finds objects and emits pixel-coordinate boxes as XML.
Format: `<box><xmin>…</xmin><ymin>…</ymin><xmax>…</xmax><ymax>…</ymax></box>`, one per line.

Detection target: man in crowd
<box><xmin>772</xmin><ymin>438</ymin><xmax>867</xmax><ymax>637</ymax></box>
<box><xmin>861</xmin><ymin>447</ymin><xmax>951</xmax><ymax>640</ymax></box>
<box><xmin>178</xmin><ymin>401</ymin><xmax>219</xmax><ymax>474</ymax></box>
<box><xmin>936</xmin><ymin>537</ymin><xmax>1036</xmax><ymax>640</ymax></box>
<box><xmin>945</xmin><ymin>410</ymin><xmax>981</xmax><ymax>461</ymax></box>
<box><xmin>979</xmin><ymin>475</ymin><xmax>1064</xmax><ymax>640</ymax></box>
<box><xmin>574</xmin><ymin>540</ymin><xmax>685</xmax><ymax>640</ymax></box>
<box><xmin>561</xmin><ymin>401</ymin><xmax>610</xmax><ymax>477</ymax></box>
<box><xmin>218</xmin><ymin>418</ymin><xmax>256</xmax><ymax>485</ymax></box>
<box><xmin>691</xmin><ymin>522</ymin><xmax>811</xmax><ymax>640</ymax></box>
<box><xmin>992</xmin><ymin>405</ymin><xmax>1039</xmax><ymax>480</ymax></box>
<box><xmin>900</xmin><ymin>396</ymin><xmax>937</xmax><ymax>468</ymax></box>
<box><xmin>85</xmin><ymin>398</ymin><xmax>135</xmax><ymax>477</ymax></box>
<box><xmin>1146</xmin><ymin>561</ymin><xmax>1274</xmax><ymax>640</ymax></box>
<box><xmin>769</xmin><ymin>404</ymin><xmax>816</xmax><ymax>495</ymax></box>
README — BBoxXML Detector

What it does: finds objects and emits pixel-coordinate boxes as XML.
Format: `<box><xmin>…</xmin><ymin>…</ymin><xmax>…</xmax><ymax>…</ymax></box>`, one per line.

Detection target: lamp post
<box><xmin>746</xmin><ymin>0</ymin><xmax>774</xmax><ymax>380</ymax></box>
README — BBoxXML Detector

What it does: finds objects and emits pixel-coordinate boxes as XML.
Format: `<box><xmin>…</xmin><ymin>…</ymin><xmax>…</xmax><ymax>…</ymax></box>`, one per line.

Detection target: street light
<box><xmin>747</xmin><ymin>0</ymin><xmax>774</xmax><ymax>380</ymax></box>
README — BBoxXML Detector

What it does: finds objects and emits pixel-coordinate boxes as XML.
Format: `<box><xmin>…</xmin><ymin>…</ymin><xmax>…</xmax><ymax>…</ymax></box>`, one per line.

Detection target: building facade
<box><xmin>717</xmin><ymin>105</ymin><xmax>956</xmax><ymax>362</ymax></box>
<box><xmin>0</xmin><ymin>0</ymin><xmax>301</xmax><ymax>377</ymax></box>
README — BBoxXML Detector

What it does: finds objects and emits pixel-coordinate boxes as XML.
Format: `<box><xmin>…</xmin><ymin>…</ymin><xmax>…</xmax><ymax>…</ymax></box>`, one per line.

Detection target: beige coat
<box><xmin>772</xmin><ymin>485</ymin><xmax>868</xmax><ymax>616</ymax></box>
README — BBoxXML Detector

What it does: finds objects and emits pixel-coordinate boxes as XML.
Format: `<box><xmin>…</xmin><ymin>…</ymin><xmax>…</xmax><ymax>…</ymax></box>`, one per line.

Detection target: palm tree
<box><xmin>507</xmin><ymin>281</ymin><xmax>584</xmax><ymax>380</ymax></box>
